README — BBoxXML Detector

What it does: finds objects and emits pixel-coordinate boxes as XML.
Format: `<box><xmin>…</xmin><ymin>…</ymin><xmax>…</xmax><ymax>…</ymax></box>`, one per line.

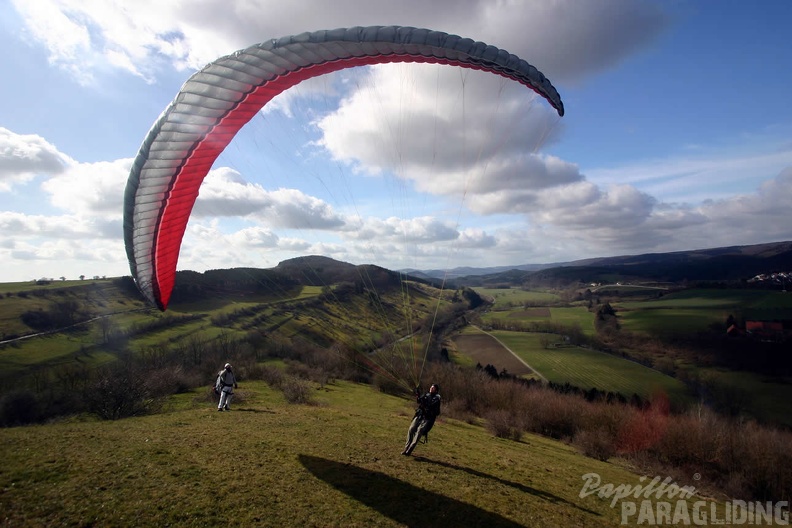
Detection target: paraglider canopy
<box><xmin>123</xmin><ymin>26</ymin><xmax>564</xmax><ymax>310</ymax></box>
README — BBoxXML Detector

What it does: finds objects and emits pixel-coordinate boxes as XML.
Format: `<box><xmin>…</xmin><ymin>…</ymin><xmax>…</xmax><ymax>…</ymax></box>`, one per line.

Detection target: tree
<box><xmin>594</xmin><ymin>302</ymin><xmax>619</xmax><ymax>334</ymax></box>
<box><xmin>461</xmin><ymin>287</ymin><xmax>485</xmax><ymax>309</ymax></box>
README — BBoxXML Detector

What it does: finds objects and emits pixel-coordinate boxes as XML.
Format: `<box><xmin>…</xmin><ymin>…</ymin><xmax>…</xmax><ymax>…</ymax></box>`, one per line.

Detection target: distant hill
<box><xmin>399</xmin><ymin>263</ymin><xmax>557</xmax><ymax>280</ymax></box>
<box><xmin>274</xmin><ymin>255</ymin><xmax>414</xmax><ymax>288</ymax></box>
<box><xmin>414</xmin><ymin>241</ymin><xmax>792</xmax><ymax>288</ymax></box>
<box><xmin>171</xmin><ymin>241</ymin><xmax>792</xmax><ymax>295</ymax></box>
<box><xmin>166</xmin><ymin>255</ymin><xmax>441</xmax><ymax>305</ymax></box>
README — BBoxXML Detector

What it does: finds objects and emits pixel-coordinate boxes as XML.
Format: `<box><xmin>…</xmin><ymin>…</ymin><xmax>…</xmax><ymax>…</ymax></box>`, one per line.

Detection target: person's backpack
<box><xmin>214</xmin><ymin>373</ymin><xmax>223</xmax><ymax>395</ymax></box>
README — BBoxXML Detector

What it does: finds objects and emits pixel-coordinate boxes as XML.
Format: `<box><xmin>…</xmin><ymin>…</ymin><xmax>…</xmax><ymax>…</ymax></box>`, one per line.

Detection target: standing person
<box><xmin>215</xmin><ymin>363</ymin><xmax>238</xmax><ymax>411</ymax></box>
<box><xmin>402</xmin><ymin>383</ymin><xmax>441</xmax><ymax>456</ymax></box>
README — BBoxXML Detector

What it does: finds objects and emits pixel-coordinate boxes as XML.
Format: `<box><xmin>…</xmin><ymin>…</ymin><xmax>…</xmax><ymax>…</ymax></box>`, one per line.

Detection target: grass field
<box><xmin>480</xmin><ymin>305</ymin><xmax>597</xmax><ymax>337</ymax></box>
<box><xmin>694</xmin><ymin>367</ymin><xmax>792</xmax><ymax>427</ymax></box>
<box><xmin>0</xmin><ymin>282</ymin><xmax>429</xmax><ymax>380</ymax></box>
<box><xmin>450</xmin><ymin>331</ymin><xmax>537</xmax><ymax>379</ymax></box>
<box><xmin>475</xmin><ymin>288</ymin><xmax>561</xmax><ymax>308</ymax></box>
<box><xmin>452</xmin><ymin>327</ymin><xmax>689</xmax><ymax>406</ymax></box>
<box><xmin>616</xmin><ymin>289</ymin><xmax>792</xmax><ymax>335</ymax></box>
<box><xmin>0</xmin><ymin>380</ymin><xmax>712</xmax><ymax>527</ymax></box>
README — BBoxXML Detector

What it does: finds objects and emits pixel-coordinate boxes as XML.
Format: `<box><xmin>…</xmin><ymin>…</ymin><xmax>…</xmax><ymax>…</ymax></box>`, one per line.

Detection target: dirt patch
<box><xmin>507</xmin><ymin>307</ymin><xmax>551</xmax><ymax>318</ymax></box>
<box><xmin>451</xmin><ymin>334</ymin><xmax>532</xmax><ymax>376</ymax></box>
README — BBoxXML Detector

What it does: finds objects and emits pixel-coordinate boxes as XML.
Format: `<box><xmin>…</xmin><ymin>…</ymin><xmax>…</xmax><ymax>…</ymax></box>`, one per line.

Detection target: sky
<box><xmin>1</xmin><ymin>0</ymin><xmax>791</xmax><ymax>283</ymax></box>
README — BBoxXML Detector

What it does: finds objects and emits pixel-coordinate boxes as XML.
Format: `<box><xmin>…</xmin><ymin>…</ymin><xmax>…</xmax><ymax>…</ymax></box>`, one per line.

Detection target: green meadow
<box><xmin>0</xmin><ymin>280</ymin><xmax>417</xmax><ymax>379</ymax></box>
<box><xmin>476</xmin><ymin>288</ymin><xmax>561</xmax><ymax>308</ymax></box>
<box><xmin>616</xmin><ymin>289</ymin><xmax>792</xmax><ymax>335</ymax></box>
<box><xmin>0</xmin><ymin>380</ymin><xmax>710</xmax><ymax>527</ymax></box>
<box><xmin>480</xmin><ymin>304</ymin><xmax>596</xmax><ymax>337</ymax></box>
<box><xmin>694</xmin><ymin>367</ymin><xmax>792</xmax><ymax>427</ymax></box>
<box><xmin>456</xmin><ymin>326</ymin><xmax>689</xmax><ymax>406</ymax></box>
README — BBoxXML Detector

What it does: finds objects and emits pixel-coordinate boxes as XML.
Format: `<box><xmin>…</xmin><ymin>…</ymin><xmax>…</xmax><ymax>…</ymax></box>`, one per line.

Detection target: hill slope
<box><xmin>0</xmin><ymin>381</ymin><xmax>692</xmax><ymax>527</ymax></box>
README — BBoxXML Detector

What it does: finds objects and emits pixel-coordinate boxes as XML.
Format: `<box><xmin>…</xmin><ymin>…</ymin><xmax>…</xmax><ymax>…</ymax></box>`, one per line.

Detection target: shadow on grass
<box><xmin>414</xmin><ymin>457</ymin><xmax>601</xmax><ymax>516</ymax></box>
<box><xmin>233</xmin><ymin>408</ymin><xmax>277</xmax><ymax>414</ymax></box>
<box><xmin>299</xmin><ymin>454</ymin><xmax>524</xmax><ymax>527</ymax></box>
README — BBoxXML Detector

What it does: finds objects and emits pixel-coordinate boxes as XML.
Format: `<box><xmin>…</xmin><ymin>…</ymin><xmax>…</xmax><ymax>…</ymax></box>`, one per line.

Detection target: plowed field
<box><xmin>451</xmin><ymin>333</ymin><xmax>532</xmax><ymax>376</ymax></box>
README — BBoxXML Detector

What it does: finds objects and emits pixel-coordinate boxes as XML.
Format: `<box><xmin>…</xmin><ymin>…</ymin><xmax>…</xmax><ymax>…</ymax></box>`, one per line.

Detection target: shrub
<box><xmin>485</xmin><ymin>409</ymin><xmax>522</xmax><ymax>441</ymax></box>
<box><xmin>442</xmin><ymin>397</ymin><xmax>477</xmax><ymax>424</ymax></box>
<box><xmin>574</xmin><ymin>428</ymin><xmax>617</xmax><ymax>461</ymax></box>
<box><xmin>281</xmin><ymin>377</ymin><xmax>316</xmax><ymax>405</ymax></box>
<box><xmin>616</xmin><ymin>402</ymin><xmax>669</xmax><ymax>454</ymax></box>
<box><xmin>260</xmin><ymin>365</ymin><xmax>286</xmax><ymax>389</ymax></box>
<box><xmin>372</xmin><ymin>373</ymin><xmax>406</xmax><ymax>396</ymax></box>
<box><xmin>145</xmin><ymin>365</ymin><xmax>197</xmax><ymax>395</ymax></box>
<box><xmin>517</xmin><ymin>389</ymin><xmax>586</xmax><ymax>440</ymax></box>
<box><xmin>285</xmin><ymin>360</ymin><xmax>332</xmax><ymax>388</ymax></box>
<box><xmin>0</xmin><ymin>390</ymin><xmax>40</xmax><ymax>427</ymax></box>
<box><xmin>85</xmin><ymin>365</ymin><xmax>163</xmax><ymax>420</ymax></box>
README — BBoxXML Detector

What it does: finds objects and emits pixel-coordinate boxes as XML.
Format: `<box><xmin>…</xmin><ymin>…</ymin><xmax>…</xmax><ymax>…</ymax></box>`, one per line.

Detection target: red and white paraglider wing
<box><xmin>123</xmin><ymin>26</ymin><xmax>564</xmax><ymax>310</ymax></box>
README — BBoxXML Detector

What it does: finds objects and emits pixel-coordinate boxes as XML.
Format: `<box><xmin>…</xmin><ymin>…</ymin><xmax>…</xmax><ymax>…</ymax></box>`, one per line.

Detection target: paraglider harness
<box><xmin>215</xmin><ymin>369</ymin><xmax>235</xmax><ymax>395</ymax></box>
<box><xmin>413</xmin><ymin>386</ymin><xmax>441</xmax><ymax>444</ymax></box>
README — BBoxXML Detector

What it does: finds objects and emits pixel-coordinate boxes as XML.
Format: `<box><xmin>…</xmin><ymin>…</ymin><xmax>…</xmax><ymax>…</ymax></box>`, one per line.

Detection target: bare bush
<box><xmin>422</xmin><ymin>363</ymin><xmax>490</xmax><ymax>416</ymax></box>
<box><xmin>720</xmin><ymin>421</ymin><xmax>792</xmax><ymax>501</ymax></box>
<box><xmin>516</xmin><ymin>388</ymin><xmax>587</xmax><ymax>440</ymax></box>
<box><xmin>285</xmin><ymin>360</ymin><xmax>331</xmax><ymax>388</ymax></box>
<box><xmin>260</xmin><ymin>365</ymin><xmax>286</xmax><ymax>389</ymax></box>
<box><xmin>616</xmin><ymin>405</ymin><xmax>669</xmax><ymax>454</ymax></box>
<box><xmin>442</xmin><ymin>397</ymin><xmax>477</xmax><ymax>424</ymax></box>
<box><xmin>574</xmin><ymin>428</ymin><xmax>617</xmax><ymax>461</ymax></box>
<box><xmin>281</xmin><ymin>377</ymin><xmax>316</xmax><ymax>405</ymax></box>
<box><xmin>372</xmin><ymin>373</ymin><xmax>407</xmax><ymax>396</ymax></box>
<box><xmin>649</xmin><ymin>408</ymin><xmax>722</xmax><ymax>468</ymax></box>
<box><xmin>86</xmin><ymin>365</ymin><xmax>163</xmax><ymax>420</ymax></box>
<box><xmin>485</xmin><ymin>409</ymin><xmax>522</xmax><ymax>441</ymax></box>
<box><xmin>145</xmin><ymin>365</ymin><xmax>198</xmax><ymax>395</ymax></box>
<box><xmin>0</xmin><ymin>390</ymin><xmax>40</xmax><ymax>426</ymax></box>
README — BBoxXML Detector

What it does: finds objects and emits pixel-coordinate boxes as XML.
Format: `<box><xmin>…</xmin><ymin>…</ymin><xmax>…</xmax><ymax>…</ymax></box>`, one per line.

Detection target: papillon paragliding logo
<box><xmin>123</xmin><ymin>26</ymin><xmax>564</xmax><ymax>391</ymax></box>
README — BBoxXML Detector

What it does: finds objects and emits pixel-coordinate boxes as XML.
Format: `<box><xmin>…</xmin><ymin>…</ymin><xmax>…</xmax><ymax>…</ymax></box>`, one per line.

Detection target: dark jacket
<box><xmin>416</xmin><ymin>392</ymin><xmax>441</xmax><ymax>422</ymax></box>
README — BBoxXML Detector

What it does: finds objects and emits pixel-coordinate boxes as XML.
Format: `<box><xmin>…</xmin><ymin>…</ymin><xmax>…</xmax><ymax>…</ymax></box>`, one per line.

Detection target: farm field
<box><xmin>618</xmin><ymin>307</ymin><xmax>724</xmax><ymax>335</ymax></box>
<box><xmin>616</xmin><ymin>289</ymin><xmax>792</xmax><ymax>335</ymax></box>
<box><xmin>694</xmin><ymin>367</ymin><xmax>792</xmax><ymax>427</ymax></box>
<box><xmin>481</xmin><ymin>305</ymin><xmax>597</xmax><ymax>336</ymax></box>
<box><xmin>452</xmin><ymin>327</ymin><xmax>689</xmax><ymax>405</ymax></box>
<box><xmin>474</xmin><ymin>287</ymin><xmax>561</xmax><ymax>308</ymax></box>
<box><xmin>449</xmin><ymin>330</ymin><xmax>538</xmax><ymax>379</ymax></box>
<box><xmin>497</xmin><ymin>331</ymin><xmax>690</xmax><ymax>406</ymax></box>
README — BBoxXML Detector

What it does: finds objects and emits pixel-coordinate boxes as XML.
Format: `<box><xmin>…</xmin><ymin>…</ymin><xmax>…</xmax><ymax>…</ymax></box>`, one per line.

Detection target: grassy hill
<box><xmin>0</xmin><ymin>380</ymin><xmax>712</xmax><ymax>527</ymax></box>
<box><xmin>4</xmin><ymin>258</ymin><xmax>792</xmax><ymax>523</ymax></box>
<box><xmin>0</xmin><ymin>264</ymin><xmax>447</xmax><ymax>384</ymax></box>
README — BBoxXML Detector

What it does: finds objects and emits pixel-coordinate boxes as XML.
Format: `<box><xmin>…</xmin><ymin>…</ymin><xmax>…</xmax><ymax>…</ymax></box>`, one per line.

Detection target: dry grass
<box><xmin>1</xmin><ymin>380</ymin><xmax>696</xmax><ymax>527</ymax></box>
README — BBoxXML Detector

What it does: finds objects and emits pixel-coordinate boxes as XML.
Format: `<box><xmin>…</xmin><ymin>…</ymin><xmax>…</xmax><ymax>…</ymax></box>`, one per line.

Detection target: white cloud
<box><xmin>345</xmin><ymin>216</ymin><xmax>459</xmax><ymax>243</ymax></box>
<box><xmin>0</xmin><ymin>211</ymin><xmax>120</xmax><ymax>240</ymax></box>
<box><xmin>41</xmin><ymin>158</ymin><xmax>130</xmax><ymax>215</ymax></box>
<box><xmin>10</xmin><ymin>0</ymin><xmax>668</xmax><ymax>85</ymax></box>
<box><xmin>229</xmin><ymin>226</ymin><xmax>279</xmax><ymax>248</ymax></box>
<box><xmin>194</xmin><ymin>168</ymin><xmax>347</xmax><ymax>229</ymax></box>
<box><xmin>0</xmin><ymin>128</ymin><xmax>71</xmax><ymax>191</ymax></box>
<box><xmin>457</xmin><ymin>228</ymin><xmax>496</xmax><ymax>249</ymax></box>
<box><xmin>316</xmin><ymin>64</ymin><xmax>564</xmax><ymax>175</ymax></box>
<box><xmin>585</xmin><ymin>140</ymin><xmax>792</xmax><ymax>205</ymax></box>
